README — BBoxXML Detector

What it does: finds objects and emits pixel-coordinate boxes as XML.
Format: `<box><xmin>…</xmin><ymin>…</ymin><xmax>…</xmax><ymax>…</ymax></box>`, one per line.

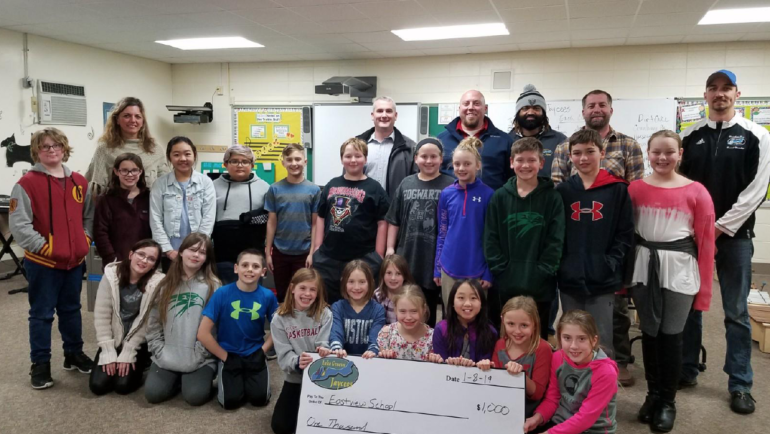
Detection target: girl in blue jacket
<box><xmin>434</xmin><ymin>137</ymin><xmax>495</xmax><ymax>312</ymax></box>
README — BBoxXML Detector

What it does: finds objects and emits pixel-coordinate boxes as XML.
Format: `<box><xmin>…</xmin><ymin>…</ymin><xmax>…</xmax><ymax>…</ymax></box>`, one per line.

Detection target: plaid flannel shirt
<box><xmin>550</xmin><ymin>126</ymin><xmax>644</xmax><ymax>184</ymax></box>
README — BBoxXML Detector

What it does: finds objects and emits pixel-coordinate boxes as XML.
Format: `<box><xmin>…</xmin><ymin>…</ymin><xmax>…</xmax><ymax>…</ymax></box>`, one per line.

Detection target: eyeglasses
<box><xmin>41</xmin><ymin>143</ymin><xmax>64</xmax><ymax>152</ymax></box>
<box><xmin>118</xmin><ymin>169</ymin><xmax>142</xmax><ymax>176</ymax></box>
<box><xmin>134</xmin><ymin>251</ymin><xmax>157</xmax><ymax>264</ymax></box>
<box><xmin>227</xmin><ymin>159</ymin><xmax>253</xmax><ymax>167</ymax></box>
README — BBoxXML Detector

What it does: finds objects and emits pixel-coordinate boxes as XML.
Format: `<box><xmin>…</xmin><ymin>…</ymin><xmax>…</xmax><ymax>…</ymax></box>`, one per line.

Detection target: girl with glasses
<box><xmin>94</xmin><ymin>153</ymin><xmax>153</xmax><ymax>269</ymax></box>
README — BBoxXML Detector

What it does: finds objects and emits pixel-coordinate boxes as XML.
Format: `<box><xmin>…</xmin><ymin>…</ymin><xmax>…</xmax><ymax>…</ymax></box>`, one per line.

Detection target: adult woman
<box><xmin>150</xmin><ymin>136</ymin><xmax>216</xmax><ymax>272</ymax></box>
<box><xmin>211</xmin><ymin>145</ymin><xmax>269</xmax><ymax>284</ymax></box>
<box><xmin>90</xmin><ymin>239</ymin><xmax>163</xmax><ymax>395</ymax></box>
<box><xmin>93</xmin><ymin>153</ymin><xmax>152</xmax><ymax>268</ymax></box>
<box><xmin>86</xmin><ymin>97</ymin><xmax>169</xmax><ymax>195</ymax></box>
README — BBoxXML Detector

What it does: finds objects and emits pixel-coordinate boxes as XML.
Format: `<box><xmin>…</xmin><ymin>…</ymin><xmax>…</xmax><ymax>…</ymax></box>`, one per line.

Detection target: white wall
<box><xmin>0</xmin><ymin>28</ymin><xmax>173</xmax><ymax>195</ymax></box>
<box><xmin>170</xmin><ymin>40</ymin><xmax>770</xmax><ymax>263</ymax></box>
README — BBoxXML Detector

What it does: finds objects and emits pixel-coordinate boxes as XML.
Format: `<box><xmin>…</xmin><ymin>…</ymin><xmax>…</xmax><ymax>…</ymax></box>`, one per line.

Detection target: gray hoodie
<box><xmin>271</xmin><ymin>307</ymin><xmax>332</xmax><ymax>384</ymax></box>
<box><xmin>145</xmin><ymin>277</ymin><xmax>217</xmax><ymax>372</ymax></box>
<box><xmin>212</xmin><ymin>173</ymin><xmax>270</xmax><ymax>222</ymax></box>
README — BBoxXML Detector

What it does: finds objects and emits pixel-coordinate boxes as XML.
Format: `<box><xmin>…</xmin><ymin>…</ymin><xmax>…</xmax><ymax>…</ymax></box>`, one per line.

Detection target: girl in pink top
<box><xmin>627</xmin><ymin>130</ymin><xmax>715</xmax><ymax>432</ymax></box>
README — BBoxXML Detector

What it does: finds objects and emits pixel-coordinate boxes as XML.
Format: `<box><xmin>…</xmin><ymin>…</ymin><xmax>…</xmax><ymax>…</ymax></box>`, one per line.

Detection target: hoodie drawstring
<box><xmin>223</xmin><ymin>183</ymin><xmax>231</xmax><ymax>211</ymax></box>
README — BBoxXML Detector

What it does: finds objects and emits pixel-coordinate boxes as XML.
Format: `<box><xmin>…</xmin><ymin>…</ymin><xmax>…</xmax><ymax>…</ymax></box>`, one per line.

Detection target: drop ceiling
<box><xmin>1</xmin><ymin>0</ymin><xmax>769</xmax><ymax>63</ymax></box>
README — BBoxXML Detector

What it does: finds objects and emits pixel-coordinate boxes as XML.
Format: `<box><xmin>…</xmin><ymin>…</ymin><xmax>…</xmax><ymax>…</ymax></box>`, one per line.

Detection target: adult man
<box><xmin>508</xmin><ymin>84</ymin><xmax>567</xmax><ymax>177</ymax></box>
<box><xmin>356</xmin><ymin>96</ymin><xmax>416</xmax><ymax>198</ymax></box>
<box><xmin>551</xmin><ymin>89</ymin><xmax>644</xmax><ymax>387</ymax></box>
<box><xmin>679</xmin><ymin>70</ymin><xmax>769</xmax><ymax>414</ymax></box>
<box><xmin>438</xmin><ymin>90</ymin><xmax>514</xmax><ymax>190</ymax></box>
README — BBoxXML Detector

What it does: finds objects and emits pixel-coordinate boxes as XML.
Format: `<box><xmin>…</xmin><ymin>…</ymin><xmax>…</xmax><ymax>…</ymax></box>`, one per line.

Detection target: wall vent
<box><xmin>38</xmin><ymin>80</ymin><xmax>87</xmax><ymax>126</ymax></box>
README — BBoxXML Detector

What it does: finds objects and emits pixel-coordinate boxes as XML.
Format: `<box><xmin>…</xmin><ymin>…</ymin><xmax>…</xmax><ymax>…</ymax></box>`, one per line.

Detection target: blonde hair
<box><xmin>277</xmin><ymin>268</ymin><xmax>328</xmax><ymax>322</ymax></box>
<box><xmin>648</xmin><ymin>129</ymin><xmax>682</xmax><ymax>150</ymax></box>
<box><xmin>500</xmin><ymin>296</ymin><xmax>541</xmax><ymax>356</ymax></box>
<box><xmin>557</xmin><ymin>310</ymin><xmax>600</xmax><ymax>350</ymax></box>
<box><xmin>340</xmin><ymin>138</ymin><xmax>368</xmax><ymax>159</ymax></box>
<box><xmin>282</xmin><ymin>143</ymin><xmax>305</xmax><ymax>158</ymax></box>
<box><xmin>453</xmin><ymin>136</ymin><xmax>482</xmax><ymax>162</ymax></box>
<box><xmin>30</xmin><ymin>127</ymin><xmax>73</xmax><ymax>163</ymax></box>
<box><xmin>100</xmin><ymin>97</ymin><xmax>157</xmax><ymax>153</ymax></box>
<box><xmin>391</xmin><ymin>284</ymin><xmax>429</xmax><ymax>323</ymax></box>
<box><xmin>340</xmin><ymin>260</ymin><xmax>375</xmax><ymax>301</ymax></box>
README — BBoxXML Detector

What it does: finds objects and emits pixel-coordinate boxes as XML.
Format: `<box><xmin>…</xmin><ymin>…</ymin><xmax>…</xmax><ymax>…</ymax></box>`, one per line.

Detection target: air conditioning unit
<box><xmin>37</xmin><ymin>80</ymin><xmax>87</xmax><ymax>126</ymax></box>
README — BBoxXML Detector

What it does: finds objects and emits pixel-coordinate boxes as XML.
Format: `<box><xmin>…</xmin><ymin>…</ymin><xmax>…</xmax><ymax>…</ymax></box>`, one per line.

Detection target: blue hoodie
<box><xmin>437</xmin><ymin>116</ymin><xmax>515</xmax><ymax>191</ymax></box>
<box><xmin>434</xmin><ymin>178</ymin><xmax>495</xmax><ymax>282</ymax></box>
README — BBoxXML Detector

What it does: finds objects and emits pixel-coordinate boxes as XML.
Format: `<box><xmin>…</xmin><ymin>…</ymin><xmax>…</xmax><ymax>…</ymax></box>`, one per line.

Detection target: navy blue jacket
<box><xmin>437</xmin><ymin>117</ymin><xmax>515</xmax><ymax>191</ymax></box>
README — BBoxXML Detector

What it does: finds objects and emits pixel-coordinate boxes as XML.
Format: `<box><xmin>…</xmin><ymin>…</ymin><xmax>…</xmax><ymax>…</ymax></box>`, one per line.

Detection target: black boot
<box><xmin>652</xmin><ymin>332</ymin><xmax>682</xmax><ymax>433</ymax></box>
<box><xmin>638</xmin><ymin>332</ymin><xmax>659</xmax><ymax>424</ymax></box>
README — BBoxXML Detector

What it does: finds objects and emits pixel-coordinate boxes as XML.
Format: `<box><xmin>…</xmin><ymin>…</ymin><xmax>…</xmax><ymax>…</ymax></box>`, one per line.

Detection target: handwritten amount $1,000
<box><xmin>477</xmin><ymin>402</ymin><xmax>510</xmax><ymax>416</ymax></box>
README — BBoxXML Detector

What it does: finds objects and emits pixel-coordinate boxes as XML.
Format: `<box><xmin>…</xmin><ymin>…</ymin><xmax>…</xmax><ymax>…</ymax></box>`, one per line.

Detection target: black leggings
<box><xmin>272</xmin><ymin>381</ymin><xmax>303</xmax><ymax>434</ymax></box>
<box><xmin>217</xmin><ymin>349</ymin><xmax>271</xmax><ymax>409</ymax></box>
<box><xmin>89</xmin><ymin>343</ymin><xmax>149</xmax><ymax>395</ymax></box>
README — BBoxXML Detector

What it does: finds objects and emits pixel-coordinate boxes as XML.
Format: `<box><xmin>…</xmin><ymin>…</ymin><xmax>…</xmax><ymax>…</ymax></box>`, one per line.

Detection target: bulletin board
<box><xmin>233</xmin><ymin>106</ymin><xmax>305</xmax><ymax>183</ymax></box>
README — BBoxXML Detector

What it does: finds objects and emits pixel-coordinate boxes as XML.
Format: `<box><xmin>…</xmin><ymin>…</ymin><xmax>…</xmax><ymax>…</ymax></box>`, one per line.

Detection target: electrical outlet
<box><xmin>215</xmin><ymin>86</ymin><xmax>223</xmax><ymax>95</ymax></box>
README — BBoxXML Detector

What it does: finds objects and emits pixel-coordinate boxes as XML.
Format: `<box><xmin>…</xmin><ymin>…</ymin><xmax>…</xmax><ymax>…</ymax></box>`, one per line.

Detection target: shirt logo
<box><xmin>169</xmin><ymin>292</ymin><xmax>205</xmax><ymax>317</ymax></box>
<box><xmin>727</xmin><ymin>135</ymin><xmax>746</xmax><ymax>148</ymax></box>
<box><xmin>231</xmin><ymin>300</ymin><xmax>261</xmax><ymax>320</ymax></box>
<box><xmin>9</xmin><ymin>198</ymin><xmax>17</xmax><ymax>213</ymax></box>
<box><xmin>570</xmin><ymin>201</ymin><xmax>604</xmax><ymax>221</ymax></box>
<box><xmin>72</xmin><ymin>185</ymin><xmax>84</xmax><ymax>203</ymax></box>
<box><xmin>331</xmin><ymin>196</ymin><xmax>352</xmax><ymax>226</ymax></box>
<box><xmin>695</xmin><ymin>138</ymin><xmax>705</xmax><ymax>145</ymax></box>
<box><xmin>504</xmin><ymin>212</ymin><xmax>545</xmax><ymax>238</ymax></box>
<box><xmin>472</xmin><ymin>196</ymin><xmax>481</xmax><ymax>202</ymax></box>
<box><xmin>543</xmin><ymin>149</ymin><xmax>553</xmax><ymax>157</ymax></box>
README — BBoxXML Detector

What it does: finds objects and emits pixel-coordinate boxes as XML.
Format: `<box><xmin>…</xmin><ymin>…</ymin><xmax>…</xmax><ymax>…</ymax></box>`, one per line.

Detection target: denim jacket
<box><xmin>150</xmin><ymin>171</ymin><xmax>216</xmax><ymax>252</ymax></box>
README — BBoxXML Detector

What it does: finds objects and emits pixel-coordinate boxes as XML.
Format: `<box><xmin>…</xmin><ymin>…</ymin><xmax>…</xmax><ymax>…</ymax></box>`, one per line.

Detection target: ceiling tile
<box><xmin>493</xmin><ymin>0</ymin><xmax>563</xmax><ymax>8</ymax></box>
<box><xmin>571</xmin><ymin>28</ymin><xmax>630</xmax><ymax>40</ymax></box>
<box><xmin>341</xmin><ymin>31</ymin><xmax>402</xmax><ymax>43</ymax></box>
<box><xmin>131</xmin><ymin>0</ymin><xmax>224</xmax><ymax>15</ymax></box>
<box><xmin>692</xmin><ymin>23</ymin><xmax>762</xmax><ymax>34</ymax></box>
<box><xmin>637</xmin><ymin>0</ymin><xmax>714</xmax><ymax>15</ymax></box>
<box><xmin>420</xmin><ymin>47</ymin><xmax>472</xmax><ymax>56</ymax></box>
<box><xmin>508</xmin><ymin>20</ymin><xmax>568</xmax><ymax>34</ymax></box>
<box><xmin>469</xmin><ymin>44</ymin><xmax>519</xmax><ymax>54</ymax></box>
<box><xmin>213</xmin><ymin>0</ymin><xmax>282</xmax><ymax>10</ymax></box>
<box><xmin>315</xmin><ymin>19</ymin><xmax>388</xmax><ymax>33</ymax></box>
<box><xmin>683</xmin><ymin>33</ymin><xmax>745</xmax><ymax>43</ymax></box>
<box><xmin>290</xmin><ymin>4</ymin><xmax>368</xmax><ymax>21</ymax></box>
<box><xmin>571</xmin><ymin>38</ymin><xmax>628</xmax><ymax>47</ymax></box>
<box><xmin>570</xmin><ymin>1</ymin><xmax>641</xmax><ymax>19</ymax></box>
<box><xmin>0</xmin><ymin>4</ymin><xmax>103</xmax><ymax>24</ymax></box>
<box><xmin>628</xmin><ymin>25</ymin><xmax>689</xmax><ymax>38</ymax></box>
<box><xmin>517</xmin><ymin>41</ymin><xmax>571</xmax><ymax>50</ymax></box>
<box><xmin>352</xmin><ymin>1</ymin><xmax>430</xmax><ymax>21</ymax></box>
<box><xmin>376</xmin><ymin>49</ymin><xmax>426</xmax><ymax>57</ymax></box>
<box><xmin>417</xmin><ymin>0</ymin><xmax>493</xmax><ymax>15</ymax></box>
<box><xmin>433</xmin><ymin>9</ymin><xmax>502</xmax><ymax>26</ymax></box>
<box><xmin>570</xmin><ymin>15</ymin><xmax>634</xmax><ymax>30</ymax></box>
<box><xmin>499</xmin><ymin>6</ymin><xmax>567</xmax><ymax>23</ymax></box>
<box><xmin>626</xmin><ymin>35</ymin><xmax>685</xmax><ymax>45</ymax></box>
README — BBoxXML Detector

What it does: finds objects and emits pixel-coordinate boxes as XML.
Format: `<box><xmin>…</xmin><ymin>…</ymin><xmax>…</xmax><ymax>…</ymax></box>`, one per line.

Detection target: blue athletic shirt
<box><xmin>202</xmin><ymin>282</ymin><xmax>278</xmax><ymax>357</ymax></box>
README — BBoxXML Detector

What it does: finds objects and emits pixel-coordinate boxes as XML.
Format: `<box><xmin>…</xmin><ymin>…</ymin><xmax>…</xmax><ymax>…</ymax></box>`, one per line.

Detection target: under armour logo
<box><xmin>570</xmin><ymin>201</ymin><xmax>604</xmax><ymax>221</ymax></box>
<box><xmin>472</xmin><ymin>196</ymin><xmax>481</xmax><ymax>202</ymax></box>
<box><xmin>231</xmin><ymin>300</ymin><xmax>261</xmax><ymax>320</ymax></box>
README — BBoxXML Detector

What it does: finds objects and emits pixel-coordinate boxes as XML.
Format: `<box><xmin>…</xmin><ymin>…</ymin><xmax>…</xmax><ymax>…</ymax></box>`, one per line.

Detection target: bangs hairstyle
<box><xmin>500</xmin><ymin>296</ymin><xmax>541</xmax><ymax>356</ymax></box>
<box><xmin>511</xmin><ymin>137</ymin><xmax>544</xmax><ymax>158</ymax></box>
<box><xmin>557</xmin><ymin>310</ymin><xmax>601</xmax><ymax>351</ymax></box>
<box><xmin>568</xmin><ymin>129</ymin><xmax>604</xmax><ymax>152</ymax></box>
<box><xmin>166</xmin><ymin>136</ymin><xmax>198</xmax><ymax>163</ymax></box>
<box><xmin>340</xmin><ymin>260</ymin><xmax>375</xmax><ymax>301</ymax></box>
<box><xmin>282</xmin><ymin>143</ymin><xmax>305</xmax><ymax>158</ymax></box>
<box><xmin>108</xmin><ymin>153</ymin><xmax>148</xmax><ymax>196</ymax></box>
<box><xmin>154</xmin><ymin>233</ymin><xmax>219</xmax><ymax>325</ymax></box>
<box><xmin>236</xmin><ymin>248</ymin><xmax>265</xmax><ymax>267</ymax></box>
<box><xmin>118</xmin><ymin>239</ymin><xmax>162</xmax><ymax>293</ymax></box>
<box><xmin>277</xmin><ymin>268</ymin><xmax>328</xmax><ymax>321</ymax></box>
<box><xmin>453</xmin><ymin>136</ymin><xmax>482</xmax><ymax>162</ymax></box>
<box><xmin>376</xmin><ymin>254</ymin><xmax>415</xmax><ymax>302</ymax></box>
<box><xmin>30</xmin><ymin>127</ymin><xmax>73</xmax><ymax>163</ymax></box>
<box><xmin>340</xmin><ymin>138</ymin><xmax>368</xmax><ymax>159</ymax></box>
<box><xmin>223</xmin><ymin>145</ymin><xmax>255</xmax><ymax>164</ymax></box>
<box><xmin>648</xmin><ymin>129</ymin><xmax>682</xmax><ymax>150</ymax></box>
<box><xmin>100</xmin><ymin>97</ymin><xmax>156</xmax><ymax>153</ymax></box>
<box><xmin>581</xmin><ymin>89</ymin><xmax>613</xmax><ymax>108</ymax></box>
<box><xmin>391</xmin><ymin>284</ymin><xmax>429</xmax><ymax>323</ymax></box>
<box><xmin>445</xmin><ymin>279</ymin><xmax>496</xmax><ymax>358</ymax></box>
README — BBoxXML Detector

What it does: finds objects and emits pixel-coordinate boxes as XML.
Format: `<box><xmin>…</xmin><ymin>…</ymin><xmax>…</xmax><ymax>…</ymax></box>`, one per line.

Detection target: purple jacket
<box><xmin>432</xmin><ymin>319</ymin><xmax>497</xmax><ymax>362</ymax></box>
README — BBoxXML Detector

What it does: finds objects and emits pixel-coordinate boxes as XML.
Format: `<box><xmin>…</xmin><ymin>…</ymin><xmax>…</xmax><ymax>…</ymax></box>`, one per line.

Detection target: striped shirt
<box><xmin>550</xmin><ymin>127</ymin><xmax>644</xmax><ymax>184</ymax></box>
<box><xmin>264</xmin><ymin>179</ymin><xmax>321</xmax><ymax>255</ymax></box>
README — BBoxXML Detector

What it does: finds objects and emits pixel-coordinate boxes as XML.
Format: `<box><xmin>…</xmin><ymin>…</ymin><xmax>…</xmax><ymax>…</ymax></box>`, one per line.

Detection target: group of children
<box><xmin>10</xmin><ymin>110</ymin><xmax>716</xmax><ymax>434</ymax></box>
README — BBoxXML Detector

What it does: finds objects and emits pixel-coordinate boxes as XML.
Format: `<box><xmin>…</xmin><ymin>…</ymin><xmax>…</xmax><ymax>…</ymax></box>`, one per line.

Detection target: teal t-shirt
<box><xmin>202</xmin><ymin>282</ymin><xmax>278</xmax><ymax>357</ymax></box>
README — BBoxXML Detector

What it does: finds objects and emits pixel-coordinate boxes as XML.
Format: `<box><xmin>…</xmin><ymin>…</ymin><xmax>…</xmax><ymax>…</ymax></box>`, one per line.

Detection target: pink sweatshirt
<box><xmin>535</xmin><ymin>349</ymin><xmax>618</xmax><ymax>434</ymax></box>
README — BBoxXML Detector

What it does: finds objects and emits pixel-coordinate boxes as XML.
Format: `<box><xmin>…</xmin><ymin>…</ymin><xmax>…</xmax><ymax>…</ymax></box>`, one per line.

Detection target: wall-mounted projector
<box><xmin>166</xmin><ymin>102</ymin><xmax>213</xmax><ymax>124</ymax></box>
<box><xmin>315</xmin><ymin>76</ymin><xmax>377</xmax><ymax>102</ymax></box>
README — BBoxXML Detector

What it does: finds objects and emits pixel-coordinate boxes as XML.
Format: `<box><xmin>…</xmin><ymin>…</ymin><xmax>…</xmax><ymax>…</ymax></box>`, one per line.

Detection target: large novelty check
<box><xmin>297</xmin><ymin>355</ymin><xmax>526</xmax><ymax>434</ymax></box>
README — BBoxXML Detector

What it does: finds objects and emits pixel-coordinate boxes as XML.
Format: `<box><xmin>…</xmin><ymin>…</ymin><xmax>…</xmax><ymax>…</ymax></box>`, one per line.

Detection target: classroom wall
<box><xmin>171</xmin><ymin>40</ymin><xmax>770</xmax><ymax>265</ymax></box>
<box><xmin>0</xmin><ymin>28</ymin><xmax>174</xmax><ymax>195</ymax></box>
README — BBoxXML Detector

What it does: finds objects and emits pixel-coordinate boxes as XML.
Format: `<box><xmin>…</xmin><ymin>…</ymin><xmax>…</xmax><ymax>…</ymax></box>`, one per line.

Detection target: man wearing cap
<box><xmin>679</xmin><ymin>70</ymin><xmax>769</xmax><ymax>414</ymax></box>
<box><xmin>438</xmin><ymin>90</ymin><xmax>514</xmax><ymax>190</ymax></box>
<box><xmin>508</xmin><ymin>84</ymin><xmax>567</xmax><ymax>177</ymax></box>
<box><xmin>357</xmin><ymin>96</ymin><xmax>417</xmax><ymax>198</ymax></box>
<box><xmin>550</xmin><ymin>89</ymin><xmax>644</xmax><ymax>388</ymax></box>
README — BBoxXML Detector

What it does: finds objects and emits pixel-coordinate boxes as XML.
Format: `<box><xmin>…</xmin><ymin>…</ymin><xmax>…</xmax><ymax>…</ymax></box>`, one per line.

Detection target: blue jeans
<box><xmin>682</xmin><ymin>237</ymin><xmax>753</xmax><ymax>392</ymax></box>
<box><xmin>25</xmin><ymin>260</ymin><xmax>85</xmax><ymax>363</ymax></box>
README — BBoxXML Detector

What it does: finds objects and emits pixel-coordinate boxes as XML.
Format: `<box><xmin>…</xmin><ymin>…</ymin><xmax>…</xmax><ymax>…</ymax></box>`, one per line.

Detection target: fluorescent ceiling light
<box><xmin>698</xmin><ymin>7</ymin><xmax>770</xmax><ymax>25</ymax></box>
<box><xmin>155</xmin><ymin>37</ymin><xmax>263</xmax><ymax>50</ymax></box>
<box><xmin>392</xmin><ymin>23</ymin><xmax>509</xmax><ymax>41</ymax></box>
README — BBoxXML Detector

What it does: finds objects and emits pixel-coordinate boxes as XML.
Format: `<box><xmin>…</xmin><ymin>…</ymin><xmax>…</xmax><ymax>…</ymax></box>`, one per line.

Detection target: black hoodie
<box><xmin>556</xmin><ymin>170</ymin><xmax>634</xmax><ymax>297</ymax></box>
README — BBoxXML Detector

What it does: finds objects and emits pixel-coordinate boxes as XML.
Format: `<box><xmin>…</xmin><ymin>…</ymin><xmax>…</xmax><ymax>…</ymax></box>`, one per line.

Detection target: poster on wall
<box><xmin>233</xmin><ymin>107</ymin><xmax>304</xmax><ymax>183</ymax></box>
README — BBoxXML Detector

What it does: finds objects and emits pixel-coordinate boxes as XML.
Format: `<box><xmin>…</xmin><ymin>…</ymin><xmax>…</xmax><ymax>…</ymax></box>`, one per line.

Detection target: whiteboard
<box><xmin>487</xmin><ymin>99</ymin><xmax>677</xmax><ymax>147</ymax></box>
<box><xmin>297</xmin><ymin>355</ymin><xmax>526</xmax><ymax>434</ymax></box>
<box><xmin>313</xmin><ymin>103</ymin><xmax>421</xmax><ymax>186</ymax></box>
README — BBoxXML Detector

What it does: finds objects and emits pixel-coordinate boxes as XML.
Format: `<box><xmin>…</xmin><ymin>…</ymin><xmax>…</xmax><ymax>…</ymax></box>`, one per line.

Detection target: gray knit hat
<box><xmin>515</xmin><ymin>84</ymin><xmax>547</xmax><ymax>113</ymax></box>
